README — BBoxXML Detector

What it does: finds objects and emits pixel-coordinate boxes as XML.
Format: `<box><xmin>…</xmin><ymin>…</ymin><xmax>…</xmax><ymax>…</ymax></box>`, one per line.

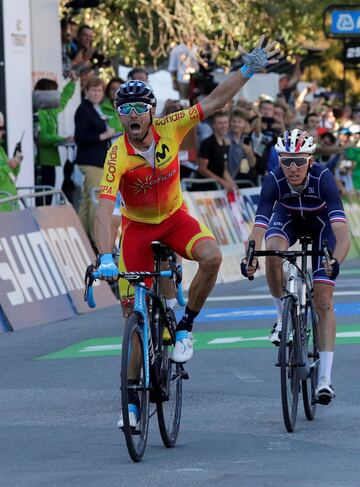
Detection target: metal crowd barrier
<box><xmin>181</xmin><ymin>178</ymin><xmax>222</xmax><ymax>191</ymax></box>
<box><xmin>0</xmin><ymin>187</ymin><xmax>68</xmax><ymax>209</ymax></box>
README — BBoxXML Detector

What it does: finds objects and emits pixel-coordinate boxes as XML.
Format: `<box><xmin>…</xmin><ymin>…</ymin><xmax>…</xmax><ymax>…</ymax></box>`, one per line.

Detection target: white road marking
<box><xmin>207</xmin><ymin>290</ymin><xmax>360</xmax><ymax>302</ymax></box>
<box><xmin>79</xmin><ymin>344</ymin><xmax>121</xmax><ymax>352</ymax></box>
<box><xmin>77</xmin><ymin>332</ymin><xmax>360</xmax><ymax>354</ymax></box>
<box><xmin>209</xmin><ymin>336</ymin><xmax>268</xmax><ymax>344</ymax></box>
<box><xmin>336</xmin><ymin>331</ymin><xmax>360</xmax><ymax>338</ymax></box>
<box><xmin>207</xmin><ymin>309</ymin><xmax>275</xmax><ymax>318</ymax></box>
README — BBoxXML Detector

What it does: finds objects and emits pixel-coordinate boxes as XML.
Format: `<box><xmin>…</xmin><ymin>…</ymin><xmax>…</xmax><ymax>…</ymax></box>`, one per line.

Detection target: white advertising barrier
<box><xmin>0</xmin><ymin>204</ymin><xmax>116</xmax><ymax>332</ymax></box>
<box><xmin>182</xmin><ymin>187</ymin><xmax>263</xmax><ymax>289</ymax></box>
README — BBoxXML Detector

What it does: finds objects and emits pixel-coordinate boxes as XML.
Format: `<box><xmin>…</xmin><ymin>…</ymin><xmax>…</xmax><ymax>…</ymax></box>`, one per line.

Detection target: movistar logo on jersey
<box><xmin>131</xmin><ymin>168</ymin><xmax>176</xmax><ymax>194</ymax></box>
<box><xmin>156</xmin><ymin>143</ymin><xmax>171</xmax><ymax>166</ymax></box>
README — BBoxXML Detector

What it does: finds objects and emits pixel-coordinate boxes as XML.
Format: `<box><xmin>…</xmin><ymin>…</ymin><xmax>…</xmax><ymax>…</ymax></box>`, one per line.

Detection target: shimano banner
<box><xmin>0</xmin><ymin>205</ymin><xmax>116</xmax><ymax>331</ymax></box>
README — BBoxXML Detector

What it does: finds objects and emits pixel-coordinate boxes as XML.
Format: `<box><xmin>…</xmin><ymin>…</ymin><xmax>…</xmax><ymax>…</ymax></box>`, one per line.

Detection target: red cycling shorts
<box><xmin>118</xmin><ymin>203</ymin><xmax>215</xmax><ymax>301</ymax></box>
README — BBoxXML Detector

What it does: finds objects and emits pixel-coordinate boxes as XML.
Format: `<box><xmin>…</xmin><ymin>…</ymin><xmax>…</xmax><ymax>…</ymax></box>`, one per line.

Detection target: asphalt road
<box><xmin>1</xmin><ymin>260</ymin><xmax>360</xmax><ymax>487</ymax></box>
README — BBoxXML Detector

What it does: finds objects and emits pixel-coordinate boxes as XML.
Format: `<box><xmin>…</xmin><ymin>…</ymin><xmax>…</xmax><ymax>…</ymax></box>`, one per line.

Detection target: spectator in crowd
<box><xmin>168</xmin><ymin>34</ymin><xmax>199</xmax><ymax>99</ymax></box>
<box><xmin>0</xmin><ymin>112</ymin><xmax>23</xmax><ymax>212</ymax></box>
<box><xmin>35</xmin><ymin>75</ymin><xmax>77</xmax><ymax>205</ymax></box>
<box><xmin>278</xmin><ymin>55</ymin><xmax>302</xmax><ymax>106</ymax></box>
<box><xmin>339</xmin><ymin>105</ymin><xmax>353</xmax><ymax>128</ymax></box>
<box><xmin>101</xmin><ymin>77</ymin><xmax>124</xmax><ymax>136</ymax></box>
<box><xmin>317</xmin><ymin>131</ymin><xmax>341</xmax><ymax>173</ymax></box>
<box><xmin>127</xmin><ymin>67</ymin><xmax>149</xmax><ymax>82</ymax></box>
<box><xmin>60</xmin><ymin>18</ymin><xmax>73</xmax><ymax>78</ymax></box>
<box><xmin>252</xmin><ymin>98</ymin><xmax>283</xmax><ymax>175</ymax></box>
<box><xmin>74</xmin><ymin>76</ymin><xmax>115</xmax><ymax>244</ymax></box>
<box><xmin>197</xmin><ymin>111</ymin><xmax>236</xmax><ymax>191</ymax></box>
<box><xmin>227</xmin><ymin>109</ymin><xmax>256</xmax><ymax>185</ymax></box>
<box><xmin>303</xmin><ymin>112</ymin><xmax>321</xmax><ymax>138</ymax></box>
<box><xmin>69</xmin><ymin>24</ymin><xmax>94</xmax><ymax>70</ymax></box>
<box><xmin>79</xmin><ymin>65</ymin><xmax>96</xmax><ymax>99</ymax></box>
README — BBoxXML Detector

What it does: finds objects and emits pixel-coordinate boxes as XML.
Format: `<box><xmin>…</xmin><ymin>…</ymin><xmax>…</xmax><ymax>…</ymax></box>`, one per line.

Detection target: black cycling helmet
<box><xmin>114</xmin><ymin>80</ymin><xmax>156</xmax><ymax>108</ymax></box>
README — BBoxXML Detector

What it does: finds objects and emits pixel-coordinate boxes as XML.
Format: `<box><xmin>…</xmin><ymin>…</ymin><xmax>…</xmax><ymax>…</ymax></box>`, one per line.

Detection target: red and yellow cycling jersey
<box><xmin>99</xmin><ymin>103</ymin><xmax>204</xmax><ymax>224</ymax></box>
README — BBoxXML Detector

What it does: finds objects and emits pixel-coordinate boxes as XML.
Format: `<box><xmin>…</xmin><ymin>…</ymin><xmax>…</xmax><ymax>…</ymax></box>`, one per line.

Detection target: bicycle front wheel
<box><xmin>157</xmin><ymin>310</ymin><xmax>182</xmax><ymax>447</ymax></box>
<box><xmin>121</xmin><ymin>314</ymin><xmax>150</xmax><ymax>462</ymax></box>
<box><xmin>280</xmin><ymin>295</ymin><xmax>301</xmax><ymax>433</ymax></box>
<box><xmin>302</xmin><ymin>292</ymin><xmax>319</xmax><ymax>420</ymax></box>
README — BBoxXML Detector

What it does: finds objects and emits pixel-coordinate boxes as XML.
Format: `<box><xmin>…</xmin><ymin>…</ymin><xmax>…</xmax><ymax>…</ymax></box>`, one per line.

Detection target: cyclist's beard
<box><xmin>138</xmin><ymin>113</ymin><xmax>153</xmax><ymax>142</ymax></box>
<box><xmin>127</xmin><ymin>119</ymin><xmax>152</xmax><ymax>144</ymax></box>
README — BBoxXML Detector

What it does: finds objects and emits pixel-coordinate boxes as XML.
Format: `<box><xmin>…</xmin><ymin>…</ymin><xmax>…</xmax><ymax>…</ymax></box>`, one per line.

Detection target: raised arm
<box><xmin>200</xmin><ymin>36</ymin><xmax>280</xmax><ymax>120</ymax></box>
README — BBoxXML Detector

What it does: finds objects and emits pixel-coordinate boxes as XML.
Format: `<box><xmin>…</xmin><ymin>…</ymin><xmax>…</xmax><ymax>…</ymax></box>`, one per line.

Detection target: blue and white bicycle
<box><xmin>85</xmin><ymin>241</ymin><xmax>187</xmax><ymax>462</ymax></box>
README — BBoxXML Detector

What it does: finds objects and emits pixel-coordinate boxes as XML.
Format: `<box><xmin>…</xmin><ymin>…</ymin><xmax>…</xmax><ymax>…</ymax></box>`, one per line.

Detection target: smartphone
<box><xmin>243</xmin><ymin>134</ymin><xmax>251</xmax><ymax>145</ymax></box>
<box><xmin>13</xmin><ymin>131</ymin><xmax>25</xmax><ymax>157</ymax></box>
<box><xmin>262</xmin><ymin>117</ymin><xmax>274</xmax><ymax>125</ymax></box>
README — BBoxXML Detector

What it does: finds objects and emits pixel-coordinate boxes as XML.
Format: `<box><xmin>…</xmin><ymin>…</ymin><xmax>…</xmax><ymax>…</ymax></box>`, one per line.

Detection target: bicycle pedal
<box><xmin>181</xmin><ymin>370</ymin><xmax>189</xmax><ymax>380</ymax></box>
<box><xmin>162</xmin><ymin>327</ymin><xmax>172</xmax><ymax>343</ymax></box>
<box><xmin>275</xmin><ymin>362</ymin><xmax>280</xmax><ymax>367</ymax></box>
<box><xmin>317</xmin><ymin>395</ymin><xmax>332</xmax><ymax>406</ymax></box>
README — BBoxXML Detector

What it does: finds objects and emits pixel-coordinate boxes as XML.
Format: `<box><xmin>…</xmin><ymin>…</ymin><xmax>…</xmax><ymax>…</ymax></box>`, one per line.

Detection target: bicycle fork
<box><xmin>134</xmin><ymin>284</ymin><xmax>153</xmax><ymax>391</ymax></box>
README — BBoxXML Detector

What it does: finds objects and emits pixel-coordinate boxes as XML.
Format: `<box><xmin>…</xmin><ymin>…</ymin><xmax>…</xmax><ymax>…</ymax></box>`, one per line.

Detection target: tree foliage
<box><xmin>61</xmin><ymin>0</ymin><xmax>360</xmax><ymax>102</ymax></box>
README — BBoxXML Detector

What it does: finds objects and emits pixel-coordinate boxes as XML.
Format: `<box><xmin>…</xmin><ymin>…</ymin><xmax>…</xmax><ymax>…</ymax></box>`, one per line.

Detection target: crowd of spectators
<box><xmin>1</xmin><ymin>18</ymin><xmax>360</xmax><ymax>248</ymax></box>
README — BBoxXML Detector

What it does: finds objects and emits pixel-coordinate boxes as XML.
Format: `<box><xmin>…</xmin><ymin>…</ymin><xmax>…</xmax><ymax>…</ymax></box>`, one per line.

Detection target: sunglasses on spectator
<box><xmin>279</xmin><ymin>156</ymin><xmax>311</xmax><ymax>168</ymax></box>
<box><xmin>117</xmin><ymin>102</ymin><xmax>152</xmax><ymax>116</ymax></box>
<box><xmin>0</xmin><ymin>126</ymin><xmax>5</xmax><ymax>130</ymax></box>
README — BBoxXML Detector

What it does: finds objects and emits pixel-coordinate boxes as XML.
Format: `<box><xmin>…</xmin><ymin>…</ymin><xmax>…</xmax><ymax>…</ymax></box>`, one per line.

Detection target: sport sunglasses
<box><xmin>279</xmin><ymin>156</ymin><xmax>311</xmax><ymax>168</ymax></box>
<box><xmin>117</xmin><ymin>102</ymin><xmax>152</xmax><ymax>116</ymax></box>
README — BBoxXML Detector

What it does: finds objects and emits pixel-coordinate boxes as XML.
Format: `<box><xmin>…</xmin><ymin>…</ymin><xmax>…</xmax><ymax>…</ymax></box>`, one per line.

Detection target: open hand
<box><xmin>239</xmin><ymin>35</ymin><xmax>281</xmax><ymax>78</ymax></box>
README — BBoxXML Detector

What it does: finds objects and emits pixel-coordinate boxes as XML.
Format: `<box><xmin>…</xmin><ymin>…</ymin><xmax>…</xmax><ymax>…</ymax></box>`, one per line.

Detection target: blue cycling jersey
<box><xmin>255</xmin><ymin>163</ymin><xmax>347</xmax><ymax>230</ymax></box>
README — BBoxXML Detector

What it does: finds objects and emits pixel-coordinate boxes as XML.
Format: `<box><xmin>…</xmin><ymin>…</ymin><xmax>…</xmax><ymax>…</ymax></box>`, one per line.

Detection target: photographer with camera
<box><xmin>252</xmin><ymin>98</ymin><xmax>285</xmax><ymax>176</ymax></box>
<box><xmin>227</xmin><ymin>109</ymin><xmax>256</xmax><ymax>184</ymax></box>
<box><xmin>0</xmin><ymin>112</ymin><xmax>23</xmax><ymax>212</ymax></box>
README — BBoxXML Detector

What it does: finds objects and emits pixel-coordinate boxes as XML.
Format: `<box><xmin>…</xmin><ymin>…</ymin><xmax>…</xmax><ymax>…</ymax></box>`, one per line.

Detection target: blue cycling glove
<box><xmin>98</xmin><ymin>253</ymin><xmax>118</xmax><ymax>280</ymax></box>
<box><xmin>240</xmin><ymin>47</ymin><xmax>268</xmax><ymax>78</ymax></box>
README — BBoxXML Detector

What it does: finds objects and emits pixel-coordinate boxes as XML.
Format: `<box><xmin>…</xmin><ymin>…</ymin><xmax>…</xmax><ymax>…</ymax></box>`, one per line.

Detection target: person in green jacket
<box><xmin>35</xmin><ymin>75</ymin><xmax>77</xmax><ymax>204</ymax></box>
<box><xmin>100</xmin><ymin>77</ymin><xmax>124</xmax><ymax>137</ymax></box>
<box><xmin>0</xmin><ymin>112</ymin><xmax>23</xmax><ymax>212</ymax></box>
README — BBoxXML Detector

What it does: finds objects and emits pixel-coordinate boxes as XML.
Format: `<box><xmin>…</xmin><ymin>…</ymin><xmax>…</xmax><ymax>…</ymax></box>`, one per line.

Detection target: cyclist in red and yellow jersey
<box><xmin>94</xmin><ymin>36</ymin><xmax>280</xmax><ymax>367</ymax></box>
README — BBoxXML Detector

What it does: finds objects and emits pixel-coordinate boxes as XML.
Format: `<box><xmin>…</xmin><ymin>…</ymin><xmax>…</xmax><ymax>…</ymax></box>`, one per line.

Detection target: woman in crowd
<box><xmin>74</xmin><ymin>76</ymin><xmax>115</xmax><ymax>244</ymax></box>
<box><xmin>100</xmin><ymin>77</ymin><xmax>124</xmax><ymax>137</ymax></box>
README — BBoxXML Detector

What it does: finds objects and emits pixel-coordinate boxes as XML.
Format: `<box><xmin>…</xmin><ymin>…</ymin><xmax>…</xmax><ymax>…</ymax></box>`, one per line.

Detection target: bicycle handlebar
<box><xmin>84</xmin><ymin>266</ymin><xmax>184</xmax><ymax>309</ymax></box>
<box><xmin>244</xmin><ymin>239</ymin><xmax>332</xmax><ymax>281</ymax></box>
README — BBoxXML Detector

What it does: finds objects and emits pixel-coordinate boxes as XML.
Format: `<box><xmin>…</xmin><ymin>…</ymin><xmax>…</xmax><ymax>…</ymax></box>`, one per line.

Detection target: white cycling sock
<box><xmin>319</xmin><ymin>351</ymin><xmax>334</xmax><ymax>383</ymax></box>
<box><xmin>166</xmin><ymin>298</ymin><xmax>177</xmax><ymax>310</ymax></box>
<box><xmin>272</xmin><ymin>297</ymin><xmax>283</xmax><ymax>323</ymax></box>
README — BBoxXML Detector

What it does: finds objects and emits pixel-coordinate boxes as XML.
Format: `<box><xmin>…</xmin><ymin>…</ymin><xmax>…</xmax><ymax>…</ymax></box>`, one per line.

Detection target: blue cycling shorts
<box><xmin>265</xmin><ymin>206</ymin><xmax>336</xmax><ymax>286</ymax></box>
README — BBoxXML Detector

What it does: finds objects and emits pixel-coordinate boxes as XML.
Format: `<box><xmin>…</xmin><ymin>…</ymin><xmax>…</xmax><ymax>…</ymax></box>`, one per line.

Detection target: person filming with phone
<box><xmin>0</xmin><ymin>111</ymin><xmax>24</xmax><ymax>212</ymax></box>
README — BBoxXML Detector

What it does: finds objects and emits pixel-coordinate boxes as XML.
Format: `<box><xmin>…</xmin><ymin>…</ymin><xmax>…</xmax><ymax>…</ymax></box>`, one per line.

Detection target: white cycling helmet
<box><xmin>275</xmin><ymin>129</ymin><xmax>317</xmax><ymax>154</ymax></box>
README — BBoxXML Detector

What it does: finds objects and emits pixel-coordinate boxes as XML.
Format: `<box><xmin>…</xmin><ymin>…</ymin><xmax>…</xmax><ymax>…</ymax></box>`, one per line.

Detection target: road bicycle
<box><xmin>84</xmin><ymin>241</ymin><xmax>188</xmax><ymax>461</ymax></box>
<box><xmin>244</xmin><ymin>237</ymin><xmax>332</xmax><ymax>432</ymax></box>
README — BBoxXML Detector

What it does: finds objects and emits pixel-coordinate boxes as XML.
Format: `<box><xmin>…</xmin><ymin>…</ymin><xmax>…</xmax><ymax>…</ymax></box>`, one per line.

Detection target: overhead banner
<box><xmin>0</xmin><ymin>205</ymin><xmax>116</xmax><ymax>331</ymax></box>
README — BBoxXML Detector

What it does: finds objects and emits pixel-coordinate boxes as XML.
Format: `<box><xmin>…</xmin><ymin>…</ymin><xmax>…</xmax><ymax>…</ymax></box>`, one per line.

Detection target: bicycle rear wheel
<box><xmin>302</xmin><ymin>292</ymin><xmax>319</xmax><ymax>420</ymax></box>
<box><xmin>121</xmin><ymin>314</ymin><xmax>150</xmax><ymax>462</ymax></box>
<box><xmin>280</xmin><ymin>295</ymin><xmax>300</xmax><ymax>432</ymax></box>
<box><xmin>157</xmin><ymin>310</ymin><xmax>182</xmax><ymax>447</ymax></box>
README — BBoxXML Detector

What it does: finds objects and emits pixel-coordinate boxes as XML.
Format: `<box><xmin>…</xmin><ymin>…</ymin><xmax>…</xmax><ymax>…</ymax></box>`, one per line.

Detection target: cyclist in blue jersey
<box><xmin>241</xmin><ymin>128</ymin><xmax>350</xmax><ymax>404</ymax></box>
